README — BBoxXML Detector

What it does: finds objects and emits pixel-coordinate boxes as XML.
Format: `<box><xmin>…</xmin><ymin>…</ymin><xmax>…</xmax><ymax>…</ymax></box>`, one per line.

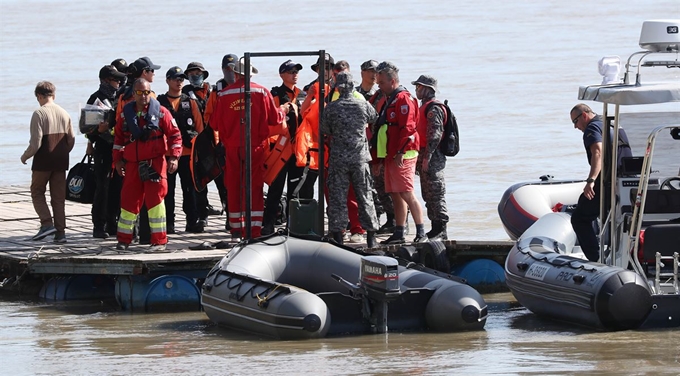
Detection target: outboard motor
<box><xmin>333</xmin><ymin>256</ymin><xmax>401</xmax><ymax>333</ymax></box>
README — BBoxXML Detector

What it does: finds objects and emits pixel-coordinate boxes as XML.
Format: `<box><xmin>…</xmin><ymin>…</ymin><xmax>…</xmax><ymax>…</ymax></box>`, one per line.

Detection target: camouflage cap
<box><xmin>411</xmin><ymin>74</ymin><xmax>437</xmax><ymax>91</ymax></box>
<box><xmin>335</xmin><ymin>71</ymin><xmax>354</xmax><ymax>92</ymax></box>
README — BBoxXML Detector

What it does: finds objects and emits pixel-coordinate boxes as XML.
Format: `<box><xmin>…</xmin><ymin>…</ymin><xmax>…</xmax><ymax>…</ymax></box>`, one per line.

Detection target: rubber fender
<box><xmin>419</xmin><ymin>240</ymin><xmax>450</xmax><ymax>273</ymax></box>
<box><xmin>395</xmin><ymin>245</ymin><xmax>419</xmax><ymax>263</ymax></box>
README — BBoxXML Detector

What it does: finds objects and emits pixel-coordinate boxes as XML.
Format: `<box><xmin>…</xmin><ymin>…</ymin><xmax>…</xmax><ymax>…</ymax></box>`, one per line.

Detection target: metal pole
<box><xmin>244</xmin><ymin>53</ymin><xmax>252</xmax><ymax>240</ymax></box>
<box><xmin>599</xmin><ymin>104</ymin><xmax>608</xmax><ymax>264</ymax></box>
<box><xmin>317</xmin><ymin>50</ymin><xmax>326</xmax><ymax>236</ymax></box>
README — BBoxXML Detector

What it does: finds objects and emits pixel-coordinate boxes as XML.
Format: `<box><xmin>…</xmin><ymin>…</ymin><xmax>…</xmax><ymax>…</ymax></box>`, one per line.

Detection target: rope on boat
<box><xmin>517</xmin><ymin>243</ymin><xmax>598</xmax><ymax>272</ymax></box>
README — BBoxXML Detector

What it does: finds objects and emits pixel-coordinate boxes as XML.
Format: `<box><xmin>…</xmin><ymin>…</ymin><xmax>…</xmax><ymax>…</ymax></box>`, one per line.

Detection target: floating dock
<box><xmin>0</xmin><ymin>185</ymin><xmax>513</xmax><ymax>311</ymax></box>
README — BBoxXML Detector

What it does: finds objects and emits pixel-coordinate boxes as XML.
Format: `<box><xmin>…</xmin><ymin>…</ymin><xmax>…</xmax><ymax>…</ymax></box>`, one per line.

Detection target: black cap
<box><xmin>185</xmin><ymin>61</ymin><xmax>209</xmax><ymax>79</ymax></box>
<box><xmin>166</xmin><ymin>66</ymin><xmax>187</xmax><ymax>80</ymax></box>
<box><xmin>279</xmin><ymin>60</ymin><xmax>303</xmax><ymax>74</ymax></box>
<box><xmin>411</xmin><ymin>74</ymin><xmax>438</xmax><ymax>91</ymax></box>
<box><xmin>360</xmin><ymin>60</ymin><xmax>379</xmax><ymax>71</ymax></box>
<box><xmin>99</xmin><ymin>65</ymin><xmax>126</xmax><ymax>81</ymax></box>
<box><xmin>110</xmin><ymin>58</ymin><xmax>128</xmax><ymax>74</ymax></box>
<box><xmin>311</xmin><ymin>53</ymin><xmax>334</xmax><ymax>72</ymax></box>
<box><xmin>130</xmin><ymin>56</ymin><xmax>161</xmax><ymax>74</ymax></box>
<box><xmin>221</xmin><ymin>53</ymin><xmax>238</xmax><ymax>68</ymax></box>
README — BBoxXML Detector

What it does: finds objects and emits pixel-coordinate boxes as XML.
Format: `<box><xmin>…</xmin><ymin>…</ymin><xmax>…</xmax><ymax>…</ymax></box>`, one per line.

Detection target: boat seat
<box><xmin>642</xmin><ymin>224</ymin><xmax>680</xmax><ymax>260</ymax></box>
<box><xmin>629</xmin><ymin>188</ymin><xmax>680</xmax><ymax>214</ymax></box>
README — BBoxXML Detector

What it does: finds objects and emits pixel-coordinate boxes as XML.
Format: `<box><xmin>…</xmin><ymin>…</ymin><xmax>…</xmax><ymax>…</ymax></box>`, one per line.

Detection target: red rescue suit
<box><xmin>211</xmin><ymin>79</ymin><xmax>285</xmax><ymax>238</ymax></box>
<box><xmin>113</xmin><ymin>99</ymin><xmax>182</xmax><ymax>245</ymax></box>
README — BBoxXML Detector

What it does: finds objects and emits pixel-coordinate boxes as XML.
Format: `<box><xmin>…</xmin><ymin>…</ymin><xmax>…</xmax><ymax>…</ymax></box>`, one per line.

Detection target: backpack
<box><xmin>426</xmin><ymin>99</ymin><xmax>460</xmax><ymax>157</ymax></box>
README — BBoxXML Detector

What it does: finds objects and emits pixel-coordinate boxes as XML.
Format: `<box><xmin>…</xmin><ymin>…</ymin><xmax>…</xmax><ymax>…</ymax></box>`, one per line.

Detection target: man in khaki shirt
<box><xmin>21</xmin><ymin>81</ymin><xmax>75</xmax><ymax>243</ymax></box>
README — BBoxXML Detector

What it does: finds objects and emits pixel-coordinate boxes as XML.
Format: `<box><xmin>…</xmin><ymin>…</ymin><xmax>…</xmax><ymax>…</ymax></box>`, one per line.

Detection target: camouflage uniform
<box><xmin>320</xmin><ymin>72</ymin><xmax>379</xmax><ymax>233</ymax></box>
<box><xmin>416</xmin><ymin>93</ymin><xmax>449</xmax><ymax>224</ymax></box>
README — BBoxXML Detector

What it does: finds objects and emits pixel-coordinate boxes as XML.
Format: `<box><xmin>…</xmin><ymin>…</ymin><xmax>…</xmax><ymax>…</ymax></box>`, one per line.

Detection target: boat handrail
<box><xmin>628</xmin><ymin>124</ymin><xmax>680</xmax><ymax>287</ymax></box>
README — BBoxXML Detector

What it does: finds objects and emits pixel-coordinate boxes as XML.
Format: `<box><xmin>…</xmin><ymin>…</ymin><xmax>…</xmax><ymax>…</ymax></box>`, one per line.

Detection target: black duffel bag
<box><xmin>66</xmin><ymin>155</ymin><xmax>96</xmax><ymax>203</ymax></box>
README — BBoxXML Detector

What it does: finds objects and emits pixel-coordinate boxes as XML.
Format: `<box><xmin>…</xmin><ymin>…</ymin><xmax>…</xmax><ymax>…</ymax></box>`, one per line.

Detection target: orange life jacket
<box><xmin>295</xmin><ymin>82</ymin><xmax>329</xmax><ymax>170</ymax></box>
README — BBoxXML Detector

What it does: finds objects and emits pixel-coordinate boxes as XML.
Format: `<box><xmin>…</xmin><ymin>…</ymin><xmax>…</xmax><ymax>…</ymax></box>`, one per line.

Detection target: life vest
<box><xmin>122</xmin><ymin>98</ymin><xmax>163</xmax><ymax>142</ymax></box>
<box><xmin>262</xmin><ymin>85</ymin><xmax>301</xmax><ymax>182</ymax></box>
<box><xmin>157</xmin><ymin>93</ymin><xmax>197</xmax><ymax>148</ymax></box>
<box><xmin>417</xmin><ymin>98</ymin><xmax>437</xmax><ymax>147</ymax></box>
<box><xmin>295</xmin><ymin>82</ymin><xmax>330</xmax><ymax>170</ymax></box>
<box><xmin>182</xmin><ymin>82</ymin><xmax>211</xmax><ymax>114</ymax></box>
<box><xmin>263</xmin><ymin>131</ymin><xmax>294</xmax><ymax>185</ymax></box>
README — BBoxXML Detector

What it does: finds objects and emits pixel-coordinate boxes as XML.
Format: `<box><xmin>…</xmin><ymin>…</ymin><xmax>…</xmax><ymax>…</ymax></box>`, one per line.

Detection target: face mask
<box><xmin>189</xmin><ymin>75</ymin><xmax>204</xmax><ymax>88</ymax></box>
<box><xmin>99</xmin><ymin>81</ymin><xmax>118</xmax><ymax>99</ymax></box>
<box><xmin>224</xmin><ymin>70</ymin><xmax>236</xmax><ymax>85</ymax></box>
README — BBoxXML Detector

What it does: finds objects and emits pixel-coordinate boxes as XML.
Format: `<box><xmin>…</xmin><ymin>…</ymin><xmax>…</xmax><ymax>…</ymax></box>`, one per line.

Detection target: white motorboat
<box><xmin>505</xmin><ymin>20</ymin><xmax>680</xmax><ymax>330</ymax></box>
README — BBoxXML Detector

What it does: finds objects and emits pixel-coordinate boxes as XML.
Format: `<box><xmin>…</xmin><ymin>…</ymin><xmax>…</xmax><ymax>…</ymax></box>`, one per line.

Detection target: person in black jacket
<box><xmin>86</xmin><ymin>65</ymin><xmax>126</xmax><ymax>238</ymax></box>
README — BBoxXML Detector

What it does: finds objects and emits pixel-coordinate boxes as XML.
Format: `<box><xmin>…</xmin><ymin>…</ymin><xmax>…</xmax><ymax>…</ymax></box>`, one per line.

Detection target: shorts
<box><xmin>384</xmin><ymin>156</ymin><xmax>416</xmax><ymax>193</ymax></box>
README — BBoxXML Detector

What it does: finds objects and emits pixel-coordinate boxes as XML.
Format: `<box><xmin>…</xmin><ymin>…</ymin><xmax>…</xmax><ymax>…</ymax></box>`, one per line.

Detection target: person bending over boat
<box><xmin>569</xmin><ymin>103</ymin><xmax>604</xmax><ymax>262</ymax></box>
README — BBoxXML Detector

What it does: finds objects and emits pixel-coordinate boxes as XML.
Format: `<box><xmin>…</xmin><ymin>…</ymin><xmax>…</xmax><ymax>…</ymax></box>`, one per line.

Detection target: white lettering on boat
<box><xmin>525</xmin><ymin>263</ymin><xmax>550</xmax><ymax>281</ymax></box>
<box><xmin>364</xmin><ymin>265</ymin><xmax>382</xmax><ymax>274</ymax></box>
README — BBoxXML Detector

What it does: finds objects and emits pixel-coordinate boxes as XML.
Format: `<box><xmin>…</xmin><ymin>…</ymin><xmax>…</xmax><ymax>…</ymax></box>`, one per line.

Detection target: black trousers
<box><xmin>571</xmin><ymin>180</ymin><xmax>607</xmax><ymax>262</ymax></box>
<box><xmin>165</xmin><ymin>155</ymin><xmax>205</xmax><ymax>227</ymax></box>
<box><xmin>91</xmin><ymin>148</ymin><xmax>121</xmax><ymax>233</ymax></box>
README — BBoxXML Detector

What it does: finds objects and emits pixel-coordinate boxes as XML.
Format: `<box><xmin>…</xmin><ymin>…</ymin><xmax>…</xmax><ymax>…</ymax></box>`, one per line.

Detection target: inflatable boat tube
<box><xmin>505</xmin><ymin>213</ymin><xmax>653</xmax><ymax>330</ymax></box>
<box><xmin>201</xmin><ymin>235</ymin><xmax>487</xmax><ymax>339</ymax></box>
<box><xmin>498</xmin><ymin>179</ymin><xmax>583</xmax><ymax>239</ymax></box>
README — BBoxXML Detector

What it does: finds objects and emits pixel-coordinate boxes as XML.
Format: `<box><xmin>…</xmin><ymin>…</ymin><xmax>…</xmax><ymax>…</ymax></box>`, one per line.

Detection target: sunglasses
<box><xmin>144</xmin><ymin>68</ymin><xmax>155</xmax><ymax>73</ymax></box>
<box><xmin>286</xmin><ymin>70</ymin><xmax>299</xmax><ymax>75</ymax></box>
<box><xmin>571</xmin><ymin>113</ymin><xmax>583</xmax><ymax>124</ymax></box>
<box><xmin>134</xmin><ymin>89</ymin><xmax>152</xmax><ymax>96</ymax></box>
<box><xmin>169</xmin><ymin>77</ymin><xmax>185</xmax><ymax>82</ymax></box>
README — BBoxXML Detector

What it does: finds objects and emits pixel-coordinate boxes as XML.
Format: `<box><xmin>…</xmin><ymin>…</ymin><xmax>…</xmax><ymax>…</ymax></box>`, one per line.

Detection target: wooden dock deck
<box><xmin>0</xmin><ymin>185</ymin><xmax>513</xmax><ymax>296</ymax></box>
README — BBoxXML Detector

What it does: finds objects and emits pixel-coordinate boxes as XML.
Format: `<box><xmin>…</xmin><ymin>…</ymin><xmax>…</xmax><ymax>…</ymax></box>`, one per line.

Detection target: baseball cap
<box><xmin>99</xmin><ymin>65</ymin><xmax>126</xmax><ymax>81</ymax></box>
<box><xmin>166</xmin><ymin>66</ymin><xmax>187</xmax><ymax>80</ymax></box>
<box><xmin>131</xmin><ymin>56</ymin><xmax>161</xmax><ymax>73</ymax></box>
<box><xmin>110</xmin><ymin>58</ymin><xmax>128</xmax><ymax>74</ymax></box>
<box><xmin>411</xmin><ymin>74</ymin><xmax>438</xmax><ymax>91</ymax></box>
<box><xmin>186</xmin><ymin>61</ymin><xmax>209</xmax><ymax>79</ymax></box>
<box><xmin>360</xmin><ymin>60</ymin><xmax>378</xmax><ymax>71</ymax></box>
<box><xmin>222</xmin><ymin>53</ymin><xmax>238</xmax><ymax>68</ymax></box>
<box><xmin>311</xmin><ymin>53</ymin><xmax>335</xmax><ymax>72</ymax></box>
<box><xmin>279</xmin><ymin>60</ymin><xmax>303</xmax><ymax>74</ymax></box>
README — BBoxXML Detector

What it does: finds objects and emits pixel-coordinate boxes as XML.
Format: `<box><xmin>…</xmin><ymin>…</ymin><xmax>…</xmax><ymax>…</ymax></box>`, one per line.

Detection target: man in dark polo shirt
<box><xmin>570</xmin><ymin>103</ymin><xmax>604</xmax><ymax>262</ymax></box>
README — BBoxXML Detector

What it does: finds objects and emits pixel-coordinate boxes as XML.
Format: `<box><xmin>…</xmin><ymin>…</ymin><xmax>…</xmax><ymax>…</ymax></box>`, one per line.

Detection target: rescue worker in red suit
<box><xmin>113</xmin><ymin>78</ymin><xmax>183</xmax><ymax>251</ymax></box>
<box><xmin>211</xmin><ymin>59</ymin><xmax>288</xmax><ymax>239</ymax></box>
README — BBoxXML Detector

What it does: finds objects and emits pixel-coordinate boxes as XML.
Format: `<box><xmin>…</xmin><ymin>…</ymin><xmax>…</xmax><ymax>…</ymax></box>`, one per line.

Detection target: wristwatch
<box><xmin>586</xmin><ymin>178</ymin><xmax>595</xmax><ymax>183</ymax></box>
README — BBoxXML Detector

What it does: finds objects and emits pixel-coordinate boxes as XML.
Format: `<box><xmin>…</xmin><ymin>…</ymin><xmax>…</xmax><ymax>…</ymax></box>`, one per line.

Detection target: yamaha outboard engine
<box><xmin>360</xmin><ymin>256</ymin><xmax>400</xmax><ymax>333</ymax></box>
<box><xmin>333</xmin><ymin>256</ymin><xmax>401</xmax><ymax>333</ymax></box>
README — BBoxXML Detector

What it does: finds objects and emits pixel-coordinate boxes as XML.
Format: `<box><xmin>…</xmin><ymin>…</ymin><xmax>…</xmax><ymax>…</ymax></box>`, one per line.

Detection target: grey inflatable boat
<box><xmin>201</xmin><ymin>234</ymin><xmax>487</xmax><ymax>339</ymax></box>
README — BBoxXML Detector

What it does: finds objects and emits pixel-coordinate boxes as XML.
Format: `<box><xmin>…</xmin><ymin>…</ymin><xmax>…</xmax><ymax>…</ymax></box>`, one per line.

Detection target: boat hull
<box><xmin>505</xmin><ymin>213</ymin><xmax>653</xmax><ymax>330</ymax></box>
<box><xmin>498</xmin><ymin>179</ymin><xmax>583</xmax><ymax>239</ymax></box>
<box><xmin>202</xmin><ymin>235</ymin><xmax>487</xmax><ymax>339</ymax></box>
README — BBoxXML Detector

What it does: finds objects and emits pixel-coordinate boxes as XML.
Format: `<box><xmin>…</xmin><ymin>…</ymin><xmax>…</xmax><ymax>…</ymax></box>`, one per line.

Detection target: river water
<box><xmin>1</xmin><ymin>1</ymin><xmax>679</xmax><ymax>375</ymax></box>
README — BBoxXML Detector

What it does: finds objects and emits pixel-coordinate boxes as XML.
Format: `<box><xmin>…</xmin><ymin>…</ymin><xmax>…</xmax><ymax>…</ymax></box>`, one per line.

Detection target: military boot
<box><xmin>366</xmin><ymin>231</ymin><xmax>377</xmax><ymax>248</ymax></box>
<box><xmin>331</xmin><ymin>231</ymin><xmax>344</xmax><ymax>245</ymax></box>
<box><xmin>427</xmin><ymin>221</ymin><xmax>448</xmax><ymax>240</ymax></box>
<box><xmin>377</xmin><ymin>213</ymin><xmax>396</xmax><ymax>234</ymax></box>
